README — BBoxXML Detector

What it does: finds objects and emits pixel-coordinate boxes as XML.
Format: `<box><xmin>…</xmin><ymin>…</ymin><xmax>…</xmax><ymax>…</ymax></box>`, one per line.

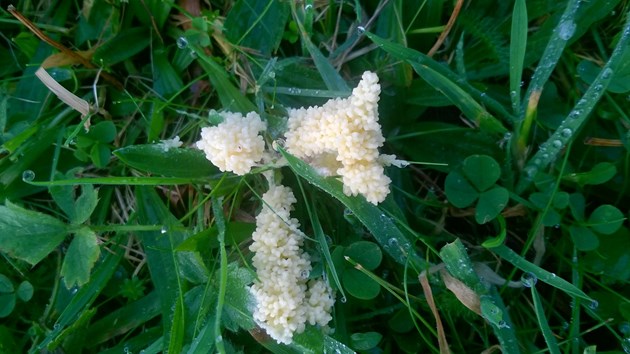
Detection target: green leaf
<box><xmin>72</xmin><ymin>185</ymin><xmax>98</xmax><ymax>225</ymax></box>
<box><xmin>153</xmin><ymin>49</ymin><xmax>184</xmax><ymax>97</ymax></box>
<box><xmin>475</xmin><ymin>186</ymin><xmax>509</xmax><ymax>224</ymax></box>
<box><xmin>61</xmin><ymin>227</ymin><xmax>101</xmax><ymax>289</ymax></box>
<box><xmin>584</xmin><ymin>228</ymin><xmax>630</xmax><ymax>283</ymax></box>
<box><xmin>114</xmin><ymin>145</ymin><xmax>219</xmax><ymax>178</ymax></box>
<box><xmin>0</xmin><ymin>293</ymin><xmax>15</xmax><ymax>318</ymax></box>
<box><xmin>224</xmin><ymin>0</ymin><xmax>290</xmax><ymax>56</ymax></box>
<box><xmin>350</xmin><ymin>332</ymin><xmax>383</xmax><ymax>351</ymax></box>
<box><xmin>0</xmin><ymin>201</ymin><xmax>68</xmax><ymax>265</ymax></box>
<box><xmin>569</xmin><ymin>193</ymin><xmax>586</xmax><ymax>221</ymax></box>
<box><xmin>444</xmin><ymin>170</ymin><xmax>478</xmax><ymax>208</ymax></box>
<box><xmin>223</xmin><ymin>263</ymin><xmax>256</xmax><ymax>331</ymax></box>
<box><xmin>191</xmin><ymin>47</ymin><xmax>257</xmax><ymax>113</ymax></box>
<box><xmin>587</xmin><ymin>205</ymin><xmax>625</xmax><ymax>235</ymax></box>
<box><xmin>16</xmin><ymin>281</ymin><xmax>34</xmax><ymax>302</ymax></box>
<box><xmin>563</xmin><ymin>162</ymin><xmax>617</xmax><ymax>186</ymax></box>
<box><xmin>569</xmin><ymin>226</ymin><xmax>599</xmax><ymax>251</ymax></box>
<box><xmin>577</xmin><ymin>59</ymin><xmax>630</xmax><ymax>93</ymax></box>
<box><xmin>0</xmin><ymin>275</ymin><xmax>12</xmax><ymax>293</ymax></box>
<box><xmin>342</xmin><ymin>269</ymin><xmax>380</xmax><ymax>300</ymax></box>
<box><xmin>462</xmin><ymin>155</ymin><xmax>501</xmax><ymax>191</ymax></box>
<box><xmin>90</xmin><ymin>143</ymin><xmax>111</xmax><ymax>168</ymax></box>
<box><xmin>93</xmin><ymin>27</ymin><xmax>151</xmax><ymax>67</ymax></box>
<box><xmin>344</xmin><ymin>241</ymin><xmax>382</xmax><ymax>270</ymax></box>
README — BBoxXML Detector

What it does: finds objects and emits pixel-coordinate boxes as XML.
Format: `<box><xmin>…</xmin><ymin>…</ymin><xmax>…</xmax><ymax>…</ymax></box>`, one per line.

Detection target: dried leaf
<box><xmin>440</xmin><ymin>269</ymin><xmax>481</xmax><ymax>315</ymax></box>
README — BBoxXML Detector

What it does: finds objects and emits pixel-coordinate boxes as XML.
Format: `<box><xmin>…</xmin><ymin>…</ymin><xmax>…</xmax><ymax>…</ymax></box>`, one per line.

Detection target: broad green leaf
<box><xmin>114</xmin><ymin>145</ymin><xmax>219</xmax><ymax>178</ymax></box>
<box><xmin>350</xmin><ymin>332</ymin><xmax>383</xmax><ymax>351</ymax></box>
<box><xmin>475</xmin><ymin>186</ymin><xmax>509</xmax><ymax>224</ymax></box>
<box><xmin>191</xmin><ymin>47</ymin><xmax>257</xmax><ymax>113</ymax></box>
<box><xmin>342</xmin><ymin>268</ymin><xmax>380</xmax><ymax>300</ymax></box>
<box><xmin>587</xmin><ymin>205</ymin><xmax>625</xmax><ymax>235</ymax></box>
<box><xmin>0</xmin><ymin>293</ymin><xmax>15</xmax><ymax>318</ymax></box>
<box><xmin>301</xmin><ymin>35</ymin><xmax>350</xmax><ymax>93</ymax></box>
<box><xmin>61</xmin><ymin>227</ymin><xmax>101</xmax><ymax>289</ymax></box>
<box><xmin>93</xmin><ymin>27</ymin><xmax>150</xmax><ymax>67</ymax></box>
<box><xmin>224</xmin><ymin>0</ymin><xmax>289</xmax><ymax>56</ymax></box>
<box><xmin>0</xmin><ymin>275</ymin><xmax>12</xmax><ymax>293</ymax></box>
<box><xmin>0</xmin><ymin>201</ymin><xmax>68</xmax><ymax>265</ymax></box>
<box><xmin>462</xmin><ymin>155</ymin><xmax>501</xmax><ymax>191</ymax></box>
<box><xmin>153</xmin><ymin>49</ymin><xmax>184</xmax><ymax>97</ymax></box>
<box><xmin>569</xmin><ymin>226</ymin><xmax>599</xmax><ymax>251</ymax></box>
<box><xmin>72</xmin><ymin>185</ymin><xmax>98</xmax><ymax>225</ymax></box>
<box><xmin>584</xmin><ymin>228</ymin><xmax>630</xmax><ymax>284</ymax></box>
<box><xmin>344</xmin><ymin>241</ymin><xmax>382</xmax><ymax>270</ymax></box>
<box><xmin>279</xmin><ymin>147</ymin><xmax>426</xmax><ymax>268</ymax></box>
<box><xmin>444</xmin><ymin>170</ymin><xmax>478</xmax><ymax>208</ymax></box>
<box><xmin>577</xmin><ymin>59</ymin><xmax>630</xmax><ymax>93</ymax></box>
<box><xmin>16</xmin><ymin>281</ymin><xmax>34</xmax><ymax>302</ymax></box>
<box><xmin>90</xmin><ymin>143</ymin><xmax>111</xmax><ymax>168</ymax></box>
<box><xmin>222</xmin><ymin>263</ymin><xmax>256</xmax><ymax>331</ymax></box>
<box><xmin>563</xmin><ymin>162</ymin><xmax>617</xmax><ymax>186</ymax></box>
<box><xmin>569</xmin><ymin>193</ymin><xmax>586</xmax><ymax>221</ymax></box>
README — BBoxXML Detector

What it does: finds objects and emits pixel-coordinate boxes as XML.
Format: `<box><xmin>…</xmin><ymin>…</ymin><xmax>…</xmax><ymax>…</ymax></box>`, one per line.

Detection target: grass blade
<box><xmin>414</xmin><ymin>64</ymin><xmax>507</xmax><ymax>135</ymax></box>
<box><xmin>36</xmin><ymin>234</ymin><xmax>126</xmax><ymax>350</ymax></box>
<box><xmin>211</xmin><ymin>197</ymin><xmax>228</xmax><ymax>354</ymax></box>
<box><xmin>136</xmin><ymin>186</ymin><xmax>187</xmax><ymax>353</ymax></box>
<box><xmin>509</xmin><ymin>0</ymin><xmax>527</xmax><ymax>113</ymax></box>
<box><xmin>278</xmin><ymin>147</ymin><xmax>426</xmax><ymax>269</ymax></box>
<box><xmin>487</xmin><ymin>244</ymin><xmax>593</xmax><ymax>302</ymax></box>
<box><xmin>517</xmin><ymin>9</ymin><xmax>630</xmax><ymax>192</ymax></box>
<box><xmin>530</xmin><ymin>286</ymin><xmax>561</xmax><ymax>354</ymax></box>
<box><xmin>440</xmin><ymin>239</ymin><xmax>520</xmax><ymax>354</ymax></box>
<box><xmin>366</xmin><ymin>31</ymin><xmax>515</xmax><ymax>124</ymax></box>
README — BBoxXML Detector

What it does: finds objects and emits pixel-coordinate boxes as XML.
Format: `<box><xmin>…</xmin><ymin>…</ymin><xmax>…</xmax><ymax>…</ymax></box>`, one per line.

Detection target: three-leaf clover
<box><xmin>445</xmin><ymin>155</ymin><xmax>509</xmax><ymax>224</ymax></box>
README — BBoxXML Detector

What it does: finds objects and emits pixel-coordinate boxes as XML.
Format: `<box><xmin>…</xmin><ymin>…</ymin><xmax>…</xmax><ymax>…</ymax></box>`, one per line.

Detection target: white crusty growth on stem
<box><xmin>284</xmin><ymin>71</ymin><xmax>402</xmax><ymax>204</ymax></box>
<box><xmin>195</xmin><ymin>111</ymin><xmax>267</xmax><ymax>175</ymax></box>
<box><xmin>249</xmin><ymin>184</ymin><xmax>334</xmax><ymax>344</ymax></box>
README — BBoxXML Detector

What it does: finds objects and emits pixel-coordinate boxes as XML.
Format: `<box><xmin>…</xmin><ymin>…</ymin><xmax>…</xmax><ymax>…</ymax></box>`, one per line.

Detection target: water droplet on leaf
<box><xmin>176</xmin><ymin>37</ymin><xmax>188</xmax><ymax>49</ymax></box>
<box><xmin>520</xmin><ymin>272</ymin><xmax>538</xmax><ymax>287</ymax></box>
<box><xmin>22</xmin><ymin>170</ymin><xmax>35</xmax><ymax>182</ymax></box>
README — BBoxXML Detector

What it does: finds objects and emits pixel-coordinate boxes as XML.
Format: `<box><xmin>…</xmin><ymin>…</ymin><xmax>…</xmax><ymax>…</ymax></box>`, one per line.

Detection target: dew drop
<box><xmin>304</xmin><ymin>4</ymin><xmax>313</xmax><ymax>10</ymax></box>
<box><xmin>561</xmin><ymin>128</ymin><xmax>572</xmax><ymax>138</ymax></box>
<box><xmin>388</xmin><ymin>238</ymin><xmax>399</xmax><ymax>248</ymax></box>
<box><xmin>268</xmin><ymin>71</ymin><xmax>276</xmax><ymax>79</ymax></box>
<box><xmin>497</xmin><ymin>320</ymin><xmax>511</xmax><ymax>329</ymax></box>
<box><xmin>300</xmin><ymin>270</ymin><xmax>310</xmax><ymax>279</ymax></box>
<box><xmin>602</xmin><ymin>68</ymin><xmax>614</xmax><ymax>79</ymax></box>
<box><xmin>160</xmin><ymin>226</ymin><xmax>168</xmax><ymax>234</ymax></box>
<box><xmin>340</xmin><ymin>296</ymin><xmax>347</xmax><ymax>303</ymax></box>
<box><xmin>619</xmin><ymin>321</ymin><xmax>630</xmax><ymax>335</ymax></box>
<box><xmin>552</xmin><ymin>140</ymin><xmax>563</xmax><ymax>148</ymax></box>
<box><xmin>594</xmin><ymin>84</ymin><xmax>604</xmax><ymax>92</ymax></box>
<box><xmin>176</xmin><ymin>37</ymin><xmax>189</xmax><ymax>49</ymax></box>
<box><xmin>526</xmin><ymin>166</ymin><xmax>538</xmax><ymax>178</ymax></box>
<box><xmin>22</xmin><ymin>170</ymin><xmax>35</xmax><ymax>182</ymax></box>
<box><xmin>622</xmin><ymin>338</ymin><xmax>630</xmax><ymax>354</ymax></box>
<box><xmin>357</xmin><ymin>26</ymin><xmax>365</xmax><ymax>35</ymax></box>
<box><xmin>558</xmin><ymin>20</ymin><xmax>576</xmax><ymax>40</ymax></box>
<box><xmin>520</xmin><ymin>272</ymin><xmax>538</xmax><ymax>288</ymax></box>
<box><xmin>562</xmin><ymin>321</ymin><xmax>570</xmax><ymax>330</ymax></box>
<box><xmin>570</xmin><ymin>110</ymin><xmax>581</xmax><ymax>119</ymax></box>
<box><xmin>588</xmin><ymin>299</ymin><xmax>599</xmax><ymax>310</ymax></box>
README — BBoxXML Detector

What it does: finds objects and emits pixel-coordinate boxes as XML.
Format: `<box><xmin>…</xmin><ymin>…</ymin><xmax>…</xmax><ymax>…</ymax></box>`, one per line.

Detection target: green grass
<box><xmin>1</xmin><ymin>0</ymin><xmax>630</xmax><ymax>353</ymax></box>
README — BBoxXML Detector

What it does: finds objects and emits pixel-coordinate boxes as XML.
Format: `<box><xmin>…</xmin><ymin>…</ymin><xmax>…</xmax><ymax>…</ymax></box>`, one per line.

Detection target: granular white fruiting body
<box><xmin>249</xmin><ymin>185</ymin><xmax>334</xmax><ymax>344</ymax></box>
<box><xmin>196</xmin><ymin>111</ymin><xmax>267</xmax><ymax>175</ymax></box>
<box><xmin>284</xmin><ymin>71</ymin><xmax>397</xmax><ymax>204</ymax></box>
